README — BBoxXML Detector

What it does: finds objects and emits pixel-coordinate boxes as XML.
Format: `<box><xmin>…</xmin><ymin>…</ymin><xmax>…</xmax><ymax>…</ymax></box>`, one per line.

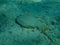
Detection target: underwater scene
<box><xmin>0</xmin><ymin>0</ymin><xmax>60</xmax><ymax>45</ymax></box>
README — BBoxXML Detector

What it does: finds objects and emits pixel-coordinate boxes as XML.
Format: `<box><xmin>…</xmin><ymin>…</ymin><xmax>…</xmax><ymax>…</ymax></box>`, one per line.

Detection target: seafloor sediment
<box><xmin>0</xmin><ymin>0</ymin><xmax>60</xmax><ymax>45</ymax></box>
